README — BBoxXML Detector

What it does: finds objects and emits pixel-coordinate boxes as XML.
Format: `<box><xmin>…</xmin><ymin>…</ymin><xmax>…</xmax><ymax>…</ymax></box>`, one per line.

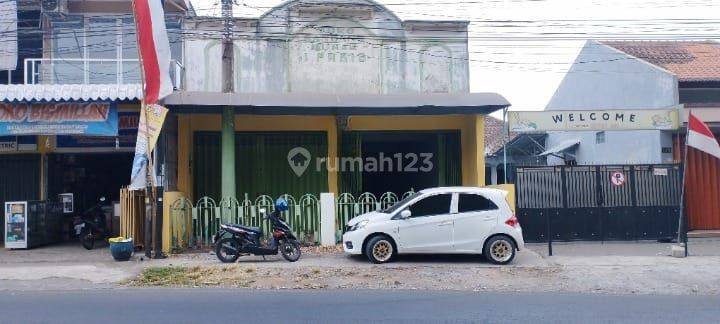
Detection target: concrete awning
<box><xmin>164</xmin><ymin>92</ymin><xmax>510</xmax><ymax>115</ymax></box>
<box><xmin>539</xmin><ymin>139</ymin><xmax>581</xmax><ymax>156</ymax></box>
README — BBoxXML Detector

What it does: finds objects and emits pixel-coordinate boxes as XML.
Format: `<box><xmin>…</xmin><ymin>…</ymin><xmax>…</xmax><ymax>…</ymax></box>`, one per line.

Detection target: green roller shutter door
<box><xmin>194</xmin><ymin>132</ymin><xmax>328</xmax><ymax>201</ymax></box>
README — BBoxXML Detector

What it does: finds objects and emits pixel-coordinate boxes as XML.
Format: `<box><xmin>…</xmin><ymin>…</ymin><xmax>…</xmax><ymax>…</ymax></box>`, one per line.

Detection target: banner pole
<box><xmin>503</xmin><ymin>107</ymin><xmax>508</xmax><ymax>184</ymax></box>
<box><xmin>131</xmin><ymin>0</ymin><xmax>154</xmax><ymax>257</ymax></box>
<box><xmin>677</xmin><ymin>111</ymin><xmax>690</xmax><ymax>257</ymax></box>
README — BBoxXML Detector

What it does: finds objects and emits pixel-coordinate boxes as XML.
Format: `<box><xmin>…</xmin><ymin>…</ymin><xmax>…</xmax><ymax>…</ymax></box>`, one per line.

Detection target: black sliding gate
<box><xmin>516</xmin><ymin>165</ymin><xmax>681</xmax><ymax>242</ymax></box>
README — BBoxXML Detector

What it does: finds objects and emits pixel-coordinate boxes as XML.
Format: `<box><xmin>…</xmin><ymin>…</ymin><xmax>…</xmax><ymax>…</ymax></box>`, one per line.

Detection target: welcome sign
<box><xmin>0</xmin><ymin>102</ymin><xmax>118</xmax><ymax>136</ymax></box>
<box><xmin>508</xmin><ymin>109</ymin><xmax>680</xmax><ymax>132</ymax></box>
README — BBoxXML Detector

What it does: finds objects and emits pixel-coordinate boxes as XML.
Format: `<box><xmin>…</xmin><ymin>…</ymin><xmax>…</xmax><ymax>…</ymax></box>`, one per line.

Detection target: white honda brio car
<box><xmin>343</xmin><ymin>187</ymin><xmax>524</xmax><ymax>264</ymax></box>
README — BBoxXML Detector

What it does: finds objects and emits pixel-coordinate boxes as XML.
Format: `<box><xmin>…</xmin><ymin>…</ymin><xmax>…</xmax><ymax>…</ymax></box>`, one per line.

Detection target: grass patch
<box><xmin>136</xmin><ymin>267</ymin><xmax>190</xmax><ymax>286</ymax></box>
<box><xmin>130</xmin><ymin>265</ymin><xmax>256</xmax><ymax>287</ymax></box>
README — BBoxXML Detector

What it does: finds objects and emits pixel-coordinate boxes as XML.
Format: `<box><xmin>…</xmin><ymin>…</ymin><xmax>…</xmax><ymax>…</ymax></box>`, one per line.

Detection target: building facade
<box><xmin>0</xmin><ymin>0</ymin><xmax>191</xmax><ymax>228</ymax></box>
<box><xmin>168</xmin><ymin>0</ymin><xmax>507</xmax><ymax>201</ymax></box>
<box><xmin>545</xmin><ymin>40</ymin><xmax>720</xmax><ymax>231</ymax></box>
<box><xmin>545</xmin><ymin>40</ymin><xmax>678</xmax><ymax>166</ymax></box>
<box><xmin>0</xmin><ymin>0</ymin><xmax>509</xmax><ymax>229</ymax></box>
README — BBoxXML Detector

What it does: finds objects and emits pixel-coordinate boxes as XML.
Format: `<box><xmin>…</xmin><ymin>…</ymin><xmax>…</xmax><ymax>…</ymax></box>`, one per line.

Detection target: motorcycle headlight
<box><xmin>349</xmin><ymin>220</ymin><xmax>369</xmax><ymax>232</ymax></box>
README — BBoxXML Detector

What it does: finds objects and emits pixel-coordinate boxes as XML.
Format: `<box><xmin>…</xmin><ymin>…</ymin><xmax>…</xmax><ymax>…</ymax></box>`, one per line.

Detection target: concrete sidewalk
<box><xmin>0</xmin><ymin>243</ymin><xmax>150</xmax><ymax>290</ymax></box>
<box><xmin>2</xmin><ymin>240</ymin><xmax>720</xmax><ymax>294</ymax></box>
<box><xmin>527</xmin><ymin>238</ymin><xmax>720</xmax><ymax>257</ymax></box>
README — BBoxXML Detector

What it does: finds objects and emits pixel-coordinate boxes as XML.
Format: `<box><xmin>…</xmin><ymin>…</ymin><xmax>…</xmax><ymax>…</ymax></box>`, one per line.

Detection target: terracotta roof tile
<box><xmin>484</xmin><ymin>115</ymin><xmax>516</xmax><ymax>155</ymax></box>
<box><xmin>602</xmin><ymin>41</ymin><xmax>720</xmax><ymax>82</ymax></box>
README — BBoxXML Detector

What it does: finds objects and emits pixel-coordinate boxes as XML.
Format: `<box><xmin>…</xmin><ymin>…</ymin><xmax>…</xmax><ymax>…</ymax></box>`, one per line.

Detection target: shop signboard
<box><xmin>508</xmin><ymin>109</ymin><xmax>680</xmax><ymax>132</ymax></box>
<box><xmin>0</xmin><ymin>136</ymin><xmax>16</xmax><ymax>152</ymax></box>
<box><xmin>55</xmin><ymin>112</ymin><xmax>138</xmax><ymax>149</ymax></box>
<box><xmin>0</xmin><ymin>136</ymin><xmax>37</xmax><ymax>152</ymax></box>
<box><xmin>0</xmin><ymin>102</ymin><xmax>118</xmax><ymax>136</ymax></box>
<box><xmin>4</xmin><ymin>201</ymin><xmax>28</xmax><ymax>249</ymax></box>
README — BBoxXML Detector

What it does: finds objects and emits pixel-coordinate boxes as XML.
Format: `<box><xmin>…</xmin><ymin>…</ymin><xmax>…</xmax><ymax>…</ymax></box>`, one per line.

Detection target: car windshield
<box><xmin>381</xmin><ymin>192</ymin><xmax>423</xmax><ymax>214</ymax></box>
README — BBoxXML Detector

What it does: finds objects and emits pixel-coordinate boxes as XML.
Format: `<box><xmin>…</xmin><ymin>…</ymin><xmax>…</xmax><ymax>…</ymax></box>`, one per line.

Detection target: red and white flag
<box><xmin>133</xmin><ymin>0</ymin><xmax>173</xmax><ymax>105</ymax></box>
<box><xmin>688</xmin><ymin>112</ymin><xmax>720</xmax><ymax>159</ymax></box>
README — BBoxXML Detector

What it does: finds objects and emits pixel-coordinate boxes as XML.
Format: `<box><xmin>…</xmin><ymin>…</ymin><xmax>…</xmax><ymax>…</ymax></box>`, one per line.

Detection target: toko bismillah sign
<box><xmin>0</xmin><ymin>102</ymin><xmax>118</xmax><ymax>136</ymax></box>
<box><xmin>508</xmin><ymin>109</ymin><xmax>680</xmax><ymax>132</ymax></box>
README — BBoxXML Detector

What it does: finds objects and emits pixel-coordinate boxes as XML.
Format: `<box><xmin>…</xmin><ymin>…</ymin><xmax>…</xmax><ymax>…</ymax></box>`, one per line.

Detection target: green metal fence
<box><xmin>170</xmin><ymin>193</ymin><xmax>321</xmax><ymax>249</ymax></box>
<box><xmin>169</xmin><ymin>190</ymin><xmax>415</xmax><ymax>251</ymax></box>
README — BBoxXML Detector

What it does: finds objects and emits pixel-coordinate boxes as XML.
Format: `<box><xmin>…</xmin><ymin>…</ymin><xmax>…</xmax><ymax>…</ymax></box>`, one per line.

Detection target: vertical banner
<box><xmin>133</xmin><ymin>0</ymin><xmax>173</xmax><ymax>104</ymax></box>
<box><xmin>129</xmin><ymin>104</ymin><xmax>168</xmax><ymax>190</ymax></box>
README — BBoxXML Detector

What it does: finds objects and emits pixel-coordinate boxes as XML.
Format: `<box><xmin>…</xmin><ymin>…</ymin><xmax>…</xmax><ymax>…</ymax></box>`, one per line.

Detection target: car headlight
<box><xmin>349</xmin><ymin>220</ymin><xmax>369</xmax><ymax>232</ymax></box>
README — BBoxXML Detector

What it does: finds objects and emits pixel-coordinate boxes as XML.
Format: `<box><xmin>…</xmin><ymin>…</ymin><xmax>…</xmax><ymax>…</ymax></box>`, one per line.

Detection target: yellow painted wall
<box><xmin>177</xmin><ymin>114</ymin><xmax>487</xmax><ymax>200</ymax></box>
<box><xmin>162</xmin><ymin>191</ymin><xmax>184</xmax><ymax>254</ymax></box>
<box><xmin>487</xmin><ymin>184</ymin><xmax>516</xmax><ymax>213</ymax></box>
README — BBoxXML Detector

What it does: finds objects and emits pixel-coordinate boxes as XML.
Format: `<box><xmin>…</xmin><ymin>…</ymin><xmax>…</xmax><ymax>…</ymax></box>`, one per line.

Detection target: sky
<box><xmin>191</xmin><ymin>0</ymin><xmax>720</xmax><ymax>112</ymax></box>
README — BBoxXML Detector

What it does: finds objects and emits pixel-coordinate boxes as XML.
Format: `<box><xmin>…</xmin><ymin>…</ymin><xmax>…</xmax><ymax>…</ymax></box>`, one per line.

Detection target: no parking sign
<box><xmin>610</xmin><ymin>171</ymin><xmax>626</xmax><ymax>186</ymax></box>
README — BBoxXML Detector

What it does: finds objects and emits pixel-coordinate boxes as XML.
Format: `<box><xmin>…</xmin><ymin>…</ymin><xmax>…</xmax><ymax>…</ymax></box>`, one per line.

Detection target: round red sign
<box><xmin>611</xmin><ymin>171</ymin><xmax>626</xmax><ymax>186</ymax></box>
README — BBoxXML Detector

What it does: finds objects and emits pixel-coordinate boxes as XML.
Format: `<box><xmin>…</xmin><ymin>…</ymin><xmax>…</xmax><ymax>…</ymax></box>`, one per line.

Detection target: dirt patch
<box><xmin>127</xmin><ymin>263</ymin><xmax>564</xmax><ymax>291</ymax></box>
<box><xmin>125</xmin><ymin>248</ymin><xmax>720</xmax><ymax>295</ymax></box>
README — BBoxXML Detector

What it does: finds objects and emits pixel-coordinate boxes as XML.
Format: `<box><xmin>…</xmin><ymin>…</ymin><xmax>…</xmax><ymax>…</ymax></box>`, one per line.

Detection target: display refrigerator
<box><xmin>4</xmin><ymin>201</ymin><xmax>28</xmax><ymax>249</ymax></box>
<box><xmin>5</xmin><ymin>201</ymin><xmax>63</xmax><ymax>249</ymax></box>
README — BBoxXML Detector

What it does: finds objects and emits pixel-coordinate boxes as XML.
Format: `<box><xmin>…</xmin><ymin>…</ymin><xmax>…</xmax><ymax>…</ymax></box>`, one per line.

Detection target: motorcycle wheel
<box><xmin>215</xmin><ymin>238</ymin><xmax>241</xmax><ymax>263</ymax></box>
<box><xmin>80</xmin><ymin>229</ymin><xmax>95</xmax><ymax>250</ymax></box>
<box><xmin>280</xmin><ymin>240</ymin><xmax>301</xmax><ymax>262</ymax></box>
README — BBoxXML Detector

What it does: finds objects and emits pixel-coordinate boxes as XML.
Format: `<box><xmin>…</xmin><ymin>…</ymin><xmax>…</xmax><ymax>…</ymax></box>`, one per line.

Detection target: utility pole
<box><xmin>221</xmin><ymin>0</ymin><xmax>236</xmax><ymax>201</ymax></box>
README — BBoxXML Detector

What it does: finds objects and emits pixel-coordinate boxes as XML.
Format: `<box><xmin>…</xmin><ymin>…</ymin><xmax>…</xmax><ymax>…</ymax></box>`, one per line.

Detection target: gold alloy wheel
<box><xmin>372</xmin><ymin>240</ymin><xmax>393</xmax><ymax>262</ymax></box>
<box><xmin>490</xmin><ymin>239</ymin><xmax>513</xmax><ymax>263</ymax></box>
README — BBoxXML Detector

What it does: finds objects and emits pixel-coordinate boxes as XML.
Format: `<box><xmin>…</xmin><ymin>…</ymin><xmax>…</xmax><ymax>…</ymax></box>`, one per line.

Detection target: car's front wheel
<box><xmin>483</xmin><ymin>235</ymin><xmax>517</xmax><ymax>265</ymax></box>
<box><xmin>365</xmin><ymin>235</ymin><xmax>396</xmax><ymax>264</ymax></box>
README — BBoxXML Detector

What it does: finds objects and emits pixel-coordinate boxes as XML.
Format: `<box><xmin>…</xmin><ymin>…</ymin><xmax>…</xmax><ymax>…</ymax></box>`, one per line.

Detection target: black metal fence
<box><xmin>516</xmin><ymin>164</ymin><xmax>681</xmax><ymax>242</ymax></box>
<box><xmin>26</xmin><ymin>200</ymin><xmax>64</xmax><ymax>248</ymax></box>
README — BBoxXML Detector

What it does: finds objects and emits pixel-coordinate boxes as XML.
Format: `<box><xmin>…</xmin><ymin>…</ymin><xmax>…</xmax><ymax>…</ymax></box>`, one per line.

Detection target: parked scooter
<box><xmin>74</xmin><ymin>197</ymin><xmax>108</xmax><ymax>250</ymax></box>
<box><xmin>213</xmin><ymin>198</ymin><xmax>302</xmax><ymax>263</ymax></box>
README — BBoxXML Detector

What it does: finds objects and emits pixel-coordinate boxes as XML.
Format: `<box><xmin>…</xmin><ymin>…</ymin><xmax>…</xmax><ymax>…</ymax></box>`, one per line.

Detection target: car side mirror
<box><xmin>400</xmin><ymin>209</ymin><xmax>412</xmax><ymax>219</ymax></box>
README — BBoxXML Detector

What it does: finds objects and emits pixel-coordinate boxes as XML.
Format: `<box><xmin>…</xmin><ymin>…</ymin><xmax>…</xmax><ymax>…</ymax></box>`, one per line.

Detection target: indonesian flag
<box><xmin>688</xmin><ymin>112</ymin><xmax>720</xmax><ymax>159</ymax></box>
<box><xmin>133</xmin><ymin>0</ymin><xmax>173</xmax><ymax>105</ymax></box>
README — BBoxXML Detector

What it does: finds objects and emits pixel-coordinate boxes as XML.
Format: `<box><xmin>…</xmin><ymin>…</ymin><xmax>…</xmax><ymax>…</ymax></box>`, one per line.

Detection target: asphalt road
<box><xmin>0</xmin><ymin>289</ymin><xmax>718</xmax><ymax>324</ymax></box>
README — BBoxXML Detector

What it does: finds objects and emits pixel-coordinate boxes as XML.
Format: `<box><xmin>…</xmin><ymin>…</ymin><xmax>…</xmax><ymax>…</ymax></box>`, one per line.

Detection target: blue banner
<box><xmin>56</xmin><ymin>112</ymin><xmax>138</xmax><ymax>149</ymax></box>
<box><xmin>0</xmin><ymin>102</ymin><xmax>118</xmax><ymax>136</ymax></box>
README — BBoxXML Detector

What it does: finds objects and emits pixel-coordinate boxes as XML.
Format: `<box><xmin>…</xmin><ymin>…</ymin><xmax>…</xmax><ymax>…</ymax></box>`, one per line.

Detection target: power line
<box><xmin>0</xmin><ymin>1</ymin><xmax>717</xmax><ymax>76</ymax></box>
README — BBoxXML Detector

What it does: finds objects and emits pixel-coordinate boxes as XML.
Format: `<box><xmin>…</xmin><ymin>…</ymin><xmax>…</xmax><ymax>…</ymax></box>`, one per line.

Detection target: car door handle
<box><xmin>483</xmin><ymin>216</ymin><xmax>495</xmax><ymax>221</ymax></box>
<box><xmin>439</xmin><ymin>221</ymin><xmax>453</xmax><ymax>226</ymax></box>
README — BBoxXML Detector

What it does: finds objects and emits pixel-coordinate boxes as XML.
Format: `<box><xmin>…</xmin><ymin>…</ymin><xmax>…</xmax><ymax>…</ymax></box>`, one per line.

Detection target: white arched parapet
<box><xmin>182</xmin><ymin>0</ymin><xmax>468</xmax><ymax>94</ymax></box>
<box><xmin>256</xmin><ymin>0</ymin><xmax>406</xmax><ymax>94</ymax></box>
<box><xmin>257</xmin><ymin>0</ymin><xmax>405</xmax><ymax>40</ymax></box>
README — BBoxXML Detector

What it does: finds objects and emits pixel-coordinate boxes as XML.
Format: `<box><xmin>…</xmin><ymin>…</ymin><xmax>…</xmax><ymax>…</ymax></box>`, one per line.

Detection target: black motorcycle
<box><xmin>74</xmin><ymin>197</ymin><xmax>108</xmax><ymax>250</ymax></box>
<box><xmin>213</xmin><ymin>199</ymin><xmax>301</xmax><ymax>263</ymax></box>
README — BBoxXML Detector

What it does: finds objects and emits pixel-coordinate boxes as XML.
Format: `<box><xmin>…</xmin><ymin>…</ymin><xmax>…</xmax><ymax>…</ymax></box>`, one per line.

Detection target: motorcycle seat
<box><xmin>227</xmin><ymin>224</ymin><xmax>263</xmax><ymax>235</ymax></box>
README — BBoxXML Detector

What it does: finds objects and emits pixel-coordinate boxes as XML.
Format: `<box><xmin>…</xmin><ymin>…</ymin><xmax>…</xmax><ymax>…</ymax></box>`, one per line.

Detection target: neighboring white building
<box><xmin>545</xmin><ymin>40</ymin><xmax>678</xmax><ymax>165</ymax></box>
